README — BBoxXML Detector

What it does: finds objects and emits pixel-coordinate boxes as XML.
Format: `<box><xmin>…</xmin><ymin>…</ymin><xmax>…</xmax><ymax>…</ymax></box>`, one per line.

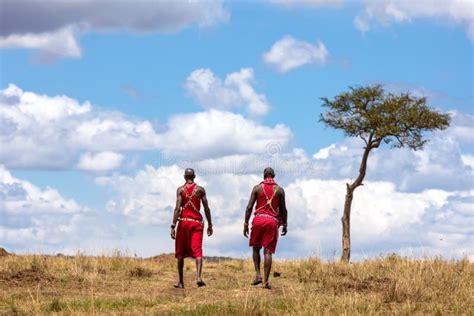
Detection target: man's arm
<box><xmin>243</xmin><ymin>185</ymin><xmax>258</xmax><ymax>237</ymax></box>
<box><xmin>170</xmin><ymin>187</ymin><xmax>183</xmax><ymax>240</ymax></box>
<box><xmin>278</xmin><ymin>187</ymin><xmax>288</xmax><ymax>236</ymax></box>
<box><xmin>201</xmin><ymin>187</ymin><xmax>213</xmax><ymax>237</ymax></box>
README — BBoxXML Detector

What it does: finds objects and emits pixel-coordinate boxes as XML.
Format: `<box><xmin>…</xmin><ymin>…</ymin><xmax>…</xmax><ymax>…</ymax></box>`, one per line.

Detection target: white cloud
<box><xmin>445</xmin><ymin>111</ymin><xmax>474</xmax><ymax>144</ymax></box>
<box><xmin>305</xmin><ymin>111</ymin><xmax>474</xmax><ymax>193</ymax></box>
<box><xmin>0</xmin><ymin>164</ymin><xmax>89</xmax><ymax>252</ymax></box>
<box><xmin>263</xmin><ymin>36</ymin><xmax>329</xmax><ymax>73</ymax></box>
<box><xmin>95</xmin><ymin>165</ymin><xmax>183</xmax><ymax>225</ymax></box>
<box><xmin>353</xmin><ymin>15</ymin><xmax>371</xmax><ymax>33</ymax></box>
<box><xmin>355</xmin><ymin>0</ymin><xmax>474</xmax><ymax>42</ymax></box>
<box><xmin>1</xmin><ymin>83</ymin><xmax>91</xmax><ymax>121</ymax></box>
<box><xmin>159</xmin><ymin>110</ymin><xmax>292</xmax><ymax>158</ymax></box>
<box><xmin>184</xmin><ymin>68</ymin><xmax>270</xmax><ymax>116</ymax></box>
<box><xmin>2</xmin><ymin>82</ymin><xmax>472</xmax><ymax>259</ymax></box>
<box><xmin>461</xmin><ymin>154</ymin><xmax>474</xmax><ymax>169</ymax></box>
<box><xmin>0</xmin><ymin>27</ymin><xmax>81</xmax><ymax>60</ymax></box>
<box><xmin>77</xmin><ymin>151</ymin><xmax>124</xmax><ymax>171</ymax></box>
<box><xmin>1</xmin><ymin>84</ymin><xmax>291</xmax><ymax>168</ymax></box>
<box><xmin>92</xmin><ymin>107</ymin><xmax>474</xmax><ymax>260</ymax></box>
<box><xmin>0</xmin><ymin>0</ymin><xmax>229</xmax><ymax>61</ymax></box>
<box><xmin>97</xmin><ymin>105</ymin><xmax>474</xmax><ymax>258</ymax></box>
<box><xmin>284</xmin><ymin>179</ymin><xmax>467</xmax><ymax>256</ymax></box>
<box><xmin>95</xmin><ymin>163</ymin><xmax>473</xmax><ymax>259</ymax></box>
<box><xmin>394</xmin><ymin>192</ymin><xmax>474</xmax><ymax>259</ymax></box>
<box><xmin>313</xmin><ymin>144</ymin><xmax>337</xmax><ymax>159</ymax></box>
<box><xmin>155</xmin><ymin>109</ymin><xmax>473</xmax><ymax>192</ymax></box>
<box><xmin>0</xmin><ymin>84</ymin><xmax>160</xmax><ymax>169</ymax></box>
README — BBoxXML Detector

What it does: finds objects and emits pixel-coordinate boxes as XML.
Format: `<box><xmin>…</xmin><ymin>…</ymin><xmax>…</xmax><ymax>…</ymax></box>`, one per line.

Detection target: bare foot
<box><xmin>173</xmin><ymin>283</ymin><xmax>184</xmax><ymax>289</ymax></box>
<box><xmin>263</xmin><ymin>282</ymin><xmax>271</xmax><ymax>289</ymax></box>
<box><xmin>196</xmin><ymin>279</ymin><xmax>206</xmax><ymax>287</ymax></box>
<box><xmin>251</xmin><ymin>276</ymin><xmax>263</xmax><ymax>286</ymax></box>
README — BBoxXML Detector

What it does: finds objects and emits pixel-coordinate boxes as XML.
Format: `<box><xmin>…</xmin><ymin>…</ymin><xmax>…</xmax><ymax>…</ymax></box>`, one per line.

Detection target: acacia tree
<box><xmin>320</xmin><ymin>85</ymin><xmax>451</xmax><ymax>262</ymax></box>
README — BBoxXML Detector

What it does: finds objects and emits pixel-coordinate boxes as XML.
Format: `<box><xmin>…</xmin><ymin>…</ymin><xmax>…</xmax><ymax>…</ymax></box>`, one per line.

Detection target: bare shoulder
<box><xmin>276</xmin><ymin>185</ymin><xmax>285</xmax><ymax>195</ymax></box>
<box><xmin>197</xmin><ymin>185</ymin><xmax>206</xmax><ymax>194</ymax></box>
<box><xmin>176</xmin><ymin>185</ymin><xmax>184</xmax><ymax>194</ymax></box>
<box><xmin>253</xmin><ymin>184</ymin><xmax>262</xmax><ymax>192</ymax></box>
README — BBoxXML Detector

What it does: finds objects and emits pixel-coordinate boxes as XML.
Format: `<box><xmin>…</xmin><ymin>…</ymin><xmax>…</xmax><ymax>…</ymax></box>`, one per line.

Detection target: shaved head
<box><xmin>263</xmin><ymin>167</ymin><xmax>275</xmax><ymax>179</ymax></box>
<box><xmin>184</xmin><ymin>168</ymin><xmax>196</xmax><ymax>180</ymax></box>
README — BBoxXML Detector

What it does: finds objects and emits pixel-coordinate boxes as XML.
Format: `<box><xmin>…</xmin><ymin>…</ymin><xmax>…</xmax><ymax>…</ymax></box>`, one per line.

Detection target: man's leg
<box><xmin>263</xmin><ymin>248</ymin><xmax>272</xmax><ymax>289</ymax></box>
<box><xmin>191</xmin><ymin>224</ymin><xmax>205</xmax><ymax>287</ymax></box>
<box><xmin>195</xmin><ymin>257</ymin><xmax>202</xmax><ymax>279</ymax></box>
<box><xmin>252</xmin><ymin>246</ymin><xmax>263</xmax><ymax>285</ymax></box>
<box><xmin>174</xmin><ymin>258</ymin><xmax>184</xmax><ymax>288</ymax></box>
<box><xmin>195</xmin><ymin>257</ymin><xmax>206</xmax><ymax>287</ymax></box>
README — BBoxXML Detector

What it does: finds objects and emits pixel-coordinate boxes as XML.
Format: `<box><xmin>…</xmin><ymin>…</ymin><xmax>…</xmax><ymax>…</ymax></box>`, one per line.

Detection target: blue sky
<box><xmin>0</xmin><ymin>0</ymin><xmax>473</xmax><ymax>259</ymax></box>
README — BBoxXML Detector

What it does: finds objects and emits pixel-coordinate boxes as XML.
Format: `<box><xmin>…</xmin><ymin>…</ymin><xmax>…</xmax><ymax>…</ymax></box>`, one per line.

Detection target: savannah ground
<box><xmin>0</xmin><ymin>252</ymin><xmax>473</xmax><ymax>315</ymax></box>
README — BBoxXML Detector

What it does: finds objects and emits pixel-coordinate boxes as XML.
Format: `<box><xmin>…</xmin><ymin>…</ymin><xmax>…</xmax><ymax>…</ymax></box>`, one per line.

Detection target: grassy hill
<box><xmin>1</xmin><ymin>252</ymin><xmax>472</xmax><ymax>315</ymax></box>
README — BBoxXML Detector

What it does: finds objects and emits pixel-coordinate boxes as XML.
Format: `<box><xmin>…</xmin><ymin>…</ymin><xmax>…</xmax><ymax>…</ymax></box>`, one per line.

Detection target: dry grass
<box><xmin>0</xmin><ymin>252</ymin><xmax>473</xmax><ymax>315</ymax></box>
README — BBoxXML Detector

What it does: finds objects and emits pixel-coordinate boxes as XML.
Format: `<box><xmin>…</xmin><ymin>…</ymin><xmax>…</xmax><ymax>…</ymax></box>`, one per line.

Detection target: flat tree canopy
<box><xmin>320</xmin><ymin>84</ymin><xmax>451</xmax><ymax>150</ymax></box>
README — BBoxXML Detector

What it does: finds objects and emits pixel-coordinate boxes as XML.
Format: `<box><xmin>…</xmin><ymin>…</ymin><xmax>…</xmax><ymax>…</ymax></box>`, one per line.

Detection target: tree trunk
<box><xmin>341</xmin><ymin>184</ymin><xmax>354</xmax><ymax>261</ymax></box>
<box><xmin>341</xmin><ymin>141</ymin><xmax>376</xmax><ymax>262</ymax></box>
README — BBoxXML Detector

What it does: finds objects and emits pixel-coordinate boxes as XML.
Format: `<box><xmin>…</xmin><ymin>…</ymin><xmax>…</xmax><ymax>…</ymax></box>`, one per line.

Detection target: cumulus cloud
<box><xmin>159</xmin><ymin>110</ymin><xmax>292</xmax><ymax>159</ymax></box>
<box><xmin>0</xmin><ymin>26</ymin><xmax>81</xmax><ymax>61</ymax></box>
<box><xmin>142</xmin><ymin>108</ymin><xmax>473</xmax><ymax>256</ymax></box>
<box><xmin>0</xmin><ymin>164</ymin><xmax>90</xmax><ymax>252</ymax></box>
<box><xmin>445</xmin><ymin>111</ymin><xmax>474</xmax><ymax>144</ymax></box>
<box><xmin>383</xmin><ymin>191</ymin><xmax>474</xmax><ymax>259</ymax></box>
<box><xmin>313</xmin><ymin>144</ymin><xmax>337</xmax><ymax>159</ymax></box>
<box><xmin>306</xmin><ymin>113</ymin><xmax>474</xmax><ymax>193</ymax></box>
<box><xmin>95</xmin><ymin>163</ymin><xmax>473</xmax><ymax>259</ymax></box>
<box><xmin>284</xmin><ymin>178</ymin><xmax>472</xmax><ymax>259</ymax></box>
<box><xmin>95</xmin><ymin>165</ymin><xmax>183</xmax><ymax>225</ymax></box>
<box><xmin>77</xmin><ymin>151</ymin><xmax>124</xmax><ymax>171</ymax></box>
<box><xmin>164</xmin><ymin>109</ymin><xmax>474</xmax><ymax>193</ymax></box>
<box><xmin>94</xmin><ymin>108</ymin><xmax>474</xmax><ymax>258</ymax></box>
<box><xmin>0</xmin><ymin>0</ymin><xmax>229</xmax><ymax>60</ymax></box>
<box><xmin>0</xmin><ymin>84</ymin><xmax>160</xmax><ymax>169</ymax></box>
<box><xmin>184</xmin><ymin>68</ymin><xmax>271</xmax><ymax>116</ymax></box>
<box><xmin>95</xmin><ymin>166</ymin><xmax>261</xmax><ymax>257</ymax></box>
<box><xmin>354</xmin><ymin>0</ymin><xmax>474</xmax><ymax>42</ymax></box>
<box><xmin>461</xmin><ymin>154</ymin><xmax>474</xmax><ymax>169</ymax></box>
<box><xmin>2</xmin><ymin>82</ymin><xmax>472</xmax><ymax>258</ymax></box>
<box><xmin>0</xmin><ymin>84</ymin><xmax>291</xmax><ymax>169</ymax></box>
<box><xmin>4</xmin><ymin>81</ymin><xmax>470</xmax><ymax>258</ymax></box>
<box><xmin>263</xmin><ymin>36</ymin><xmax>329</xmax><ymax>73</ymax></box>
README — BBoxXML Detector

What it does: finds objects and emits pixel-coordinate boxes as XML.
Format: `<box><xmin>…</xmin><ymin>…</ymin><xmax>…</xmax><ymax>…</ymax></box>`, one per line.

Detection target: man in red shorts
<box><xmin>243</xmin><ymin>167</ymin><xmax>288</xmax><ymax>289</ymax></box>
<box><xmin>170</xmin><ymin>168</ymin><xmax>213</xmax><ymax>288</ymax></box>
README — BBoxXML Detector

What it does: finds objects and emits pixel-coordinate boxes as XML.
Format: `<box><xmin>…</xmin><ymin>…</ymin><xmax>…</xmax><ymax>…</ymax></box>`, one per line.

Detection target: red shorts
<box><xmin>249</xmin><ymin>216</ymin><xmax>279</xmax><ymax>254</ymax></box>
<box><xmin>175</xmin><ymin>220</ymin><xmax>203</xmax><ymax>259</ymax></box>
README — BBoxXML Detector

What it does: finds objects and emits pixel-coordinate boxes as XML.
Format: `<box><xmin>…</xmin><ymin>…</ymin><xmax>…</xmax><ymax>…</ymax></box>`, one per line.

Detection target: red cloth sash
<box><xmin>254</xmin><ymin>178</ymin><xmax>280</xmax><ymax>218</ymax></box>
<box><xmin>180</xmin><ymin>182</ymin><xmax>202</xmax><ymax>221</ymax></box>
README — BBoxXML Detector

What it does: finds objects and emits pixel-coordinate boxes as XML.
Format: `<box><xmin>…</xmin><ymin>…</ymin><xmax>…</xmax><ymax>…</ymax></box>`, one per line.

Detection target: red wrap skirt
<box><xmin>249</xmin><ymin>215</ymin><xmax>279</xmax><ymax>254</ymax></box>
<box><xmin>175</xmin><ymin>220</ymin><xmax>203</xmax><ymax>259</ymax></box>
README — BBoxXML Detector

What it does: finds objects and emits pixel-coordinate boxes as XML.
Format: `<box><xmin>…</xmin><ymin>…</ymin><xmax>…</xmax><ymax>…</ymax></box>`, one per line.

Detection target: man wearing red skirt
<box><xmin>170</xmin><ymin>168</ymin><xmax>213</xmax><ymax>288</ymax></box>
<box><xmin>244</xmin><ymin>167</ymin><xmax>288</xmax><ymax>289</ymax></box>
